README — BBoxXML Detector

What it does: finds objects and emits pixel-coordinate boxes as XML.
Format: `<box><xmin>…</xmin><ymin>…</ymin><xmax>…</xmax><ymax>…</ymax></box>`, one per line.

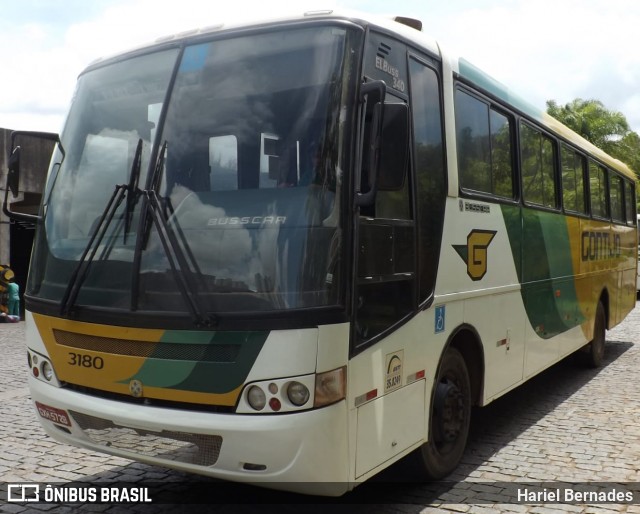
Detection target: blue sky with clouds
<box><xmin>1</xmin><ymin>0</ymin><xmax>638</xmax><ymax>133</ymax></box>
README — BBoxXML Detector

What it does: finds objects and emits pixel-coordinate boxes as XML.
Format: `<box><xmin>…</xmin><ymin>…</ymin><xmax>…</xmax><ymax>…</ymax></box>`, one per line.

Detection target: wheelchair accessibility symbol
<box><xmin>435</xmin><ymin>306</ymin><xmax>445</xmax><ymax>334</ymax></box>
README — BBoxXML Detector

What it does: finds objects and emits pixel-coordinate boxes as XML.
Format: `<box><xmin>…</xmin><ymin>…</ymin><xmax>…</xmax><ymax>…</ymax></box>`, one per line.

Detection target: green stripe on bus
<box><xmin>122</xmin><ymin>330</ymin><xmax>269</xmax><ymax>394</ymax></box>
<box><xmin>502</xmin><ymin>205</ymin><xmax>585</xmax><ymax>339</ymax></box>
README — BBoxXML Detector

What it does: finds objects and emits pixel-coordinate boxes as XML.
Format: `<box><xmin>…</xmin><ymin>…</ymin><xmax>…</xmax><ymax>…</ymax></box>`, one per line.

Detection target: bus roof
<box><xmin>83</xmin><ymin>9</ymin><xmax>441</xmax><ymax>71</ymax></box>
<box><xmin>82</xmin><ymin>9</ymin><xmax>636</xmax><ymax>181</ymax></box>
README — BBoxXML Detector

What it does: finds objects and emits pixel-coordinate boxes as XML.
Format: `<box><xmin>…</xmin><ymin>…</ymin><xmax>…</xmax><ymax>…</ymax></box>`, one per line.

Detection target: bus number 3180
<box><xmin>68</xmin><ymin>353</ymin><xmax>104</xmax><ymax>370</ymax></box>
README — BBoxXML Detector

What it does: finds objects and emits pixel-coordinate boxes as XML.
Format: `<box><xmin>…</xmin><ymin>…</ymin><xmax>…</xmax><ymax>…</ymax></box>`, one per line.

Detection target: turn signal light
<box><xmin>314</xmin><ymin>366</ymin><xmax>346</xmax><ymax>408</ymax></box>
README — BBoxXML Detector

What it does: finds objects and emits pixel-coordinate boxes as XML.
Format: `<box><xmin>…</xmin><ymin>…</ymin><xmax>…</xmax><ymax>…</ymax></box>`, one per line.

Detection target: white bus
<box><xmin>5</xmin><ymin>10</ymin><xmax>637</xmax><ymax>496</ymax></box>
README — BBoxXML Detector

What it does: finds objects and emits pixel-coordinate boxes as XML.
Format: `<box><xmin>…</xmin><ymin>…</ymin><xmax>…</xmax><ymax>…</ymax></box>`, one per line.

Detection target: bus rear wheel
<box><xmin>412</xmin><ymin>346</ymin><xmax>471</xmax><ymax>480</ymax></box>
<box><xmin>584</xmin><ymin>301</ymin><xmax>606</xmax><ymax>368</ymax></box>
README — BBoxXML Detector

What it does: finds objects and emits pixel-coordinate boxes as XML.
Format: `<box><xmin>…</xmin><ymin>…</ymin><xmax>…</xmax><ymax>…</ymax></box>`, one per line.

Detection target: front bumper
<box><xmin>29</xmin><ymin>376</ymin><xmax>351</xmax><ymax>496</ymax></box>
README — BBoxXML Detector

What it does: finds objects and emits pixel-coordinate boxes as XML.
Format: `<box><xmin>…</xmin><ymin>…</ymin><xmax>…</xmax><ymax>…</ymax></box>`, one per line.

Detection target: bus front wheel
<box><xmin>412</xmin><ymin>346</ymin><xmax>471</xmax><ymax>480</ymax></box>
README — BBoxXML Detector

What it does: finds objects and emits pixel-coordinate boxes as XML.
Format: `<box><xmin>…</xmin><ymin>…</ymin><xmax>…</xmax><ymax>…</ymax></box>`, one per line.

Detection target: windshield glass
<box><xmin>28</xmin><ymin>25</ymin><xmax>358</xmax><ymax>322</ymax></box>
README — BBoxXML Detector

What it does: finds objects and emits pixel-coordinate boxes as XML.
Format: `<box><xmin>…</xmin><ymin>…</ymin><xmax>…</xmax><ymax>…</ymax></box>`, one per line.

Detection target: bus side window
<box><xmin>610</xmin><ymin>173</ymin><xmax>625</xmax><ymax>223</ymax></box>
<box><xmin>589</xmin><ymin>161</ymin><xmax>609</xmax><ymax>219</ymax></box>
<box><xmin>520</xmin><ymin>122</ymin><xmax>558</xmax><ymax>209</ymax></box>
<box><xmin>410</xmin><ymin>56</ymin><xmax>446</xmax><ymax>304</ymax></box>
<box><xmin>624</xmin><ymin>179</ymin><xmax>636</xmax><ymax>224</ymax></box>
<box><xmin>561</xmin><ymin>144</ymin><xmax>587</xmax><ymax>214</ymax></box>
<box><xmin>455</xmin><ymin>89</ymin><xmax>515</xmax><ymax>199</ymax></box>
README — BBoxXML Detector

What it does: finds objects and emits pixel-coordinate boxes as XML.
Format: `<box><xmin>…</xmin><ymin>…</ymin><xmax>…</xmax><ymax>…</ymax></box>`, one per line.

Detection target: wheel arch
<box><xmin>438</xmin><ymin>323</ymin><xmax>485</xmax><ymax>407</ymax></box>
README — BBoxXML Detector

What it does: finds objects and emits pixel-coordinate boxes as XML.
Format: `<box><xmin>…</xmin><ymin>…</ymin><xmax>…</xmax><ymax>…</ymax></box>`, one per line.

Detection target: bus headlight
<box><xmin>27</xmin><ymin>350</ymin><xmax>60</xmax><ymax>387</ymax></box>
<box><xmin>287</xmin><ymin>381</ymin><xmax>310</xmax><ymax>406</ymax></box>
<box><xmin>41</xmin><ymin>361</ymin><xmax>54</xmax><ymax>382</ymax></box>
<box><xmin>238</xmin><ymin>369</ymin><xmax>345</xmax><ymax>413</ymax></box>
<box><xmin>247</xmin><ymin>385</ymin><xmax>266</xmax><ymax>411</ymax></box>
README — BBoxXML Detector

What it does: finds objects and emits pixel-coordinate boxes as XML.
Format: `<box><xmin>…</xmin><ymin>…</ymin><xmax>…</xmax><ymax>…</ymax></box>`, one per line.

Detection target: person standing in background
<box><xmin>7</xmin><ymin>278</ymin><xmax>19</xmax><ymax>319</ymax></box>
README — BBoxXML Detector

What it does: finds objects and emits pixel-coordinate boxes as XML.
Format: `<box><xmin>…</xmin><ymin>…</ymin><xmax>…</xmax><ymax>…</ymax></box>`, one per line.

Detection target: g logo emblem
<box><xmin>453</xmin><ymin>230</ymin><xmax>497</xmax><ymax>281</ymax></box>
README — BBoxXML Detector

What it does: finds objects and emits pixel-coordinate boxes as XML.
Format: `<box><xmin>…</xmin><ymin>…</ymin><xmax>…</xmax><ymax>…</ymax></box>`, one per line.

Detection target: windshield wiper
<box><xmin>123</xmin><ymin>138</ymin><xmax>143</xmax><ymax>244</ymax></box>
<box><xmin>61</xmin><ymin>138</ymin><xmax>215</xmax><ymax>326</ymax></box>
<box><xmin>131</xmin><ymin>140</ymin><xmax>215</xmax><ymax>327</ymax></box>
<box><xmin>59</xmin><ymin>182</ymin><xmax>128</xmax><ymax>317</ymax></box>
<box><xmin>143</xmin><ymin>189</ymin><xmax>216</xmax><ymax>327</ymax></box>
<box><xmin>60</xmin><ymin>139</ymin><xmax>143</xmax><ymax>317</ymax></box>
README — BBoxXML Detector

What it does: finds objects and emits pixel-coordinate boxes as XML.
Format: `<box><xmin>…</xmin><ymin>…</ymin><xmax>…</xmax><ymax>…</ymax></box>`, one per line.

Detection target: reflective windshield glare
<box><xmin>28</xmin><ymin>26</ymin><xmax>357</xmax><ymax>322</ymax></box>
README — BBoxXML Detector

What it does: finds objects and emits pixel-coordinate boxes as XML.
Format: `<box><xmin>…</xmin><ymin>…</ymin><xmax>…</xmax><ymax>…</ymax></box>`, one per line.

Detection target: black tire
<box><xmin>409</xmin><ymin>346</ymin><xmax>471</xmax><ymax>480</ymax></box>
<box><xmin>585</xmin><ymin>301</ymin><xmax>606</xmax><ymax>368</ymax></box>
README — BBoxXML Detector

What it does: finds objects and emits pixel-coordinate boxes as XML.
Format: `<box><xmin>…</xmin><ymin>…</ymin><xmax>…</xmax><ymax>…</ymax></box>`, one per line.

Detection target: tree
<box><xmin>613</xmin><ymin>131</ymin><xmax>640</xmax><ymax>177</ymax></box>
<box><xmin>546</xmin><ymin>98</ymin><xmax>640</xmax><ymax>176</ymax></box>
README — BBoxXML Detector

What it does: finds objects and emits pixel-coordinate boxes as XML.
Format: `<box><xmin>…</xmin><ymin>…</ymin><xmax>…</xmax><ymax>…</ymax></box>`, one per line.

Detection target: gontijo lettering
<box><xmin>581</xmin><ymin>231</ymin><xmax>621</xmax><ymax>261</ymax></box>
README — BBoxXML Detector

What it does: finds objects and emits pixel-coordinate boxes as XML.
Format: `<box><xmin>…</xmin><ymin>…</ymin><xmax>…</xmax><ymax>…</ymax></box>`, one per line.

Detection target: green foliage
<box><xmin>546</xmin><ymin>98</ymin><xmax>640</xmax><ymax>177</ymax></box>
<box><xmin>614</xmin><ymin>131</ymin><xmax>640</xmax><ymax>177</ymax></box>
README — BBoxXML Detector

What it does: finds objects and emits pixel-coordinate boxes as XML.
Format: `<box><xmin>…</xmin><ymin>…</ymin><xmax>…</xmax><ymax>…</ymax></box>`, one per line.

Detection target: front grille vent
<box><xmin>70</xmin><ymin>410</ymin><xmax>223</xmax><ymax>466</ymax></box>
<box><xmin>53</xmin><ymin>329</ymin><xmax>240</xmax><ymax>362</ymax></box>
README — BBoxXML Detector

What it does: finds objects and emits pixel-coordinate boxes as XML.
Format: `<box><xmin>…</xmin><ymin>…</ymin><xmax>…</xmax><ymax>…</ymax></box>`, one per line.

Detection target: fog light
<box><xmin>41</xmin><ymin>361</ymin><xmax>54</xmax><ymax>382</ymax></box>
<box><xmin>247</xmin><ymin>386</ymin><xmax>266</xmax><ymax>411</ymax></box>
<box><xmin>269</xmin><ymin>397</ymin><xmax>281</xmax><ymax>411</ymax></box>
<box><xmin>287</xmin><ymin>381</ymin><xmax>310</xmax><ymax>406</ymax></box>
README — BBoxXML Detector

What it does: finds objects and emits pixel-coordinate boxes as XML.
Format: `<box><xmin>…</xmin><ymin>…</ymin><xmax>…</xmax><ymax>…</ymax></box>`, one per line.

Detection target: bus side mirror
<box><xmin>356</xmin><ymin>80</ymin><xmax>386</xmax><ymax>206</ymax></box>
<box><xmin>3</xmin><ymin>130</ymin><xmax>61</xmax><ymax>223</ymax></box>
<box><xmin>378</xmin><ymin>103</ymin><xmax>409</xmax><ymax>191</ymax></box>
<box><xmin>7</xmin><ymin>146</ymin><xmax>21</xmax><ymax>198</ymax></box>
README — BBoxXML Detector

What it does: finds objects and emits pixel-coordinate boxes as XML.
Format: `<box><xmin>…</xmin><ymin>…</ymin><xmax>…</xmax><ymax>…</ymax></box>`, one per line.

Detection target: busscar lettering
<box><xmin>581</xmin><ymin>231</ymin><xmax>621</xmax><ymax>261</ymax></box>
<box><xmin>207</xmin><ymin>216</ymin><xmax>286</xmax><ymax>227</ymax></box>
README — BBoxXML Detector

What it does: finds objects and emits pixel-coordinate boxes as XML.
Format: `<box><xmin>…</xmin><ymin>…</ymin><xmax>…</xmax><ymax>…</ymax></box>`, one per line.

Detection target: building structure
<box><xmin>0</xmin><ymin>128</ymin><xmax>55</xmax><ymax>317</ymax></box>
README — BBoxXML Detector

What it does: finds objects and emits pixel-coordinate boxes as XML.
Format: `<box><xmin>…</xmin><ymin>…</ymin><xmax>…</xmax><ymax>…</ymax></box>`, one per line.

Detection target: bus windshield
<box><xmin>28</xmin><ymin>25</ymin><xmax>359</xmax><ymax>321</ymax></box>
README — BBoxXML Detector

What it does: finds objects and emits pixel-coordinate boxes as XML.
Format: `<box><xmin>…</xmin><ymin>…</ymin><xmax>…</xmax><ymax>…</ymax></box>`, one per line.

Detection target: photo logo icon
<box><xmin>7</xmin><ymin>484</ymin><xmax>40</xmax><ymax>502</ymax></box>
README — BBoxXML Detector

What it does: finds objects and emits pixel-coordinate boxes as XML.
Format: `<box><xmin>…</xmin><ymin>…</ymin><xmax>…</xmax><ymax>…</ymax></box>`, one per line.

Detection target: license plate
<box><xmin>35</xmin><ymin>401</ymin><xmax>72</xmax><ymax>427</ymax></box>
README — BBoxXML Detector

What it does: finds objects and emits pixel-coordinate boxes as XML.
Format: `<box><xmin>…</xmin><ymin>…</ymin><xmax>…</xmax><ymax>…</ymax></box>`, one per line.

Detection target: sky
<box><xmin>1</xmin><ymin>0</ymin><xmax>639</xmax><ymax>133</ymax></box>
